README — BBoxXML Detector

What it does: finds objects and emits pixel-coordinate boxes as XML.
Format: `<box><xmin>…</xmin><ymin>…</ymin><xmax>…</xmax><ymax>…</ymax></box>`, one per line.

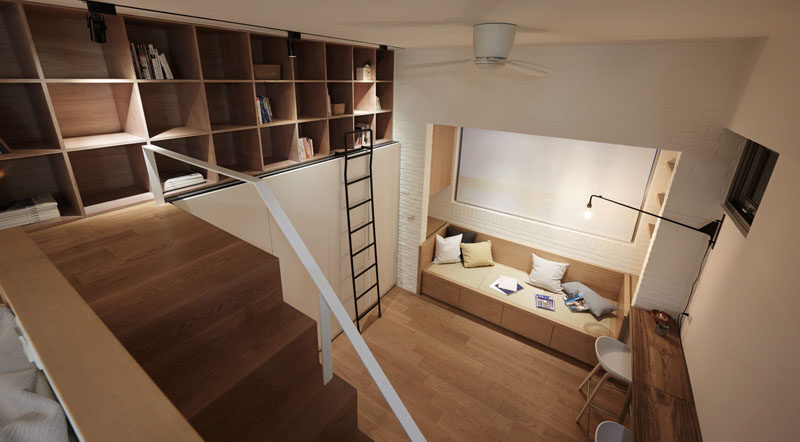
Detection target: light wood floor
<box><xmin>333</xmin><ymin>287</ymin><xmax>629</xmax><ymax>441</ymax></box>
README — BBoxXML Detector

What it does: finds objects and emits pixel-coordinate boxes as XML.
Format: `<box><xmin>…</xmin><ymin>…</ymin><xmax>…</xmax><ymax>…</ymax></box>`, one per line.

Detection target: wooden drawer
<box><xmin>549</xmin><ymin>325</ymin><xmax>598</xmax><ymax>365</ymax></box>
<box><xmin>500</xmin><ymin>305</ymin><xmax>554</xmax><ymax>346</ymax></box>
<box><xmin>420</xmin><ymin>272</ymin><xmax>460</xmax><ymax>307</ymax></box>
<box><xmin>459</xmin><ymin>288</ymin><xmax>503</xmax><ymax>325</ymax></box>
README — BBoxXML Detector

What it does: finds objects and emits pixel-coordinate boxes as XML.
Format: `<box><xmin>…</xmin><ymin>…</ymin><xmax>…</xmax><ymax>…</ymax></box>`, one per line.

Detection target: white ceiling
<box><xmin>80</xmin><ymin>0</ymin><xmax>800</xmax><ymax>47</ymax></box>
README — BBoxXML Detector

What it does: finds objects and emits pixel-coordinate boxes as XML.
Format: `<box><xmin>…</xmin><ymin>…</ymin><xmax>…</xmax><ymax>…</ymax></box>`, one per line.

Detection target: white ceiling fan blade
<box><xmin>505</xmin><ymin>59</ymin><xmax>551</xmax><ymax>78</ymax></box>
<box><xmin>404</xmin><ymin>59</ymin><xmax>473</xmax><ymax>69</ymax></box>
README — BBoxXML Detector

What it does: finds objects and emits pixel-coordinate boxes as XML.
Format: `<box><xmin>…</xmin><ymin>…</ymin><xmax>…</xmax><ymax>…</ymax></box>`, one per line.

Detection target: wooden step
<box><xmin>142</xmin><ymin>301</ymin><xmax>319</xmax><ymax>419</ymax></box>
<box><xmin>191</xmin><ymin>361</ymin><xmax>359</xmax><ymax>441</ymax></box>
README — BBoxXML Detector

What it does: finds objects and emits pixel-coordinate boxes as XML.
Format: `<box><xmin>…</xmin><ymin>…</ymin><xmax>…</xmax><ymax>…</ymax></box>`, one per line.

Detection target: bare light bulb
<box><xmin>583</xmin><ymin>209</ymin><xmax>592</xmax><ymax>220</ymax></box>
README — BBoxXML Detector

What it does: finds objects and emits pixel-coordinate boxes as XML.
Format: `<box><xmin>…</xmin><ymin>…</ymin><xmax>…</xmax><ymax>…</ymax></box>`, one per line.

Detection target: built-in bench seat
<box><xmin>417</xmin><ymin>224</ymin><xmax>634</xmax><ymax>365</ymax></box>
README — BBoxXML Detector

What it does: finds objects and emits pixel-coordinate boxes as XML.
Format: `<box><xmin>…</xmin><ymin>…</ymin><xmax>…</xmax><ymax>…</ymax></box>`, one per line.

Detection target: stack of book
<box><xmin>0</xmin><ymin>195</ymin><xmax>60</xmax><ymax>229</ymax></box>
<box><xmin>296</xmin><ymin>137</ymin><xmax>314</xmax><ymax>161</ymax></box>
<box><xmin>129</xmin><ymin>43</ymin><xmax>174</xmax><ymax>79</ymax></box>
<box><xmin>255</xmin><ymin>96</ymin><xmax>273</xmax><ymax>124</ymax></box>
<box><xmin>163</xmin><ymin>172</ymin><xmax>205</xmax><ymax>192</ymax></box>
<box><xmin>564</xmin><ymin>292</ymin><xmax>588</xmax><ymax>312</ymax></box>
<box><xmin>354</xmin><ymin>123</ymin><xmax>371</xmax><ymax>148</ymax></box>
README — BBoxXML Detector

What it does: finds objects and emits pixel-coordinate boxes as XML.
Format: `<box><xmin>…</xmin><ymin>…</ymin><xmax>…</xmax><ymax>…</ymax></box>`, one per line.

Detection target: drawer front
<box><xmin>549</xmin><ymin>325</ymin><xmax>598</xmax><ymax>365</ymax></box>
<box><xmin>459</xmin><ymin>288</ymin><xmax>503</xmax><ymax>325</ymax></box>
<box><xmin>421</xmin><ymin>273</ymin><xmax>460</xmax><ymax>307</ymax></box>
<box><xmin>500</xmin><ymin>306</ymin><xmax>554</xmax><ymax>346</ymax></box>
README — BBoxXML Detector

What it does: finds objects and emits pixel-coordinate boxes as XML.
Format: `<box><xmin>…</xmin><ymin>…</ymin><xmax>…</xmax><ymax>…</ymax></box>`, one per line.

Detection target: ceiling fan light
<box><xmin>473</xmin><ymin>23</ymin><xmax>517</xmax><ymax>59</ymax></box>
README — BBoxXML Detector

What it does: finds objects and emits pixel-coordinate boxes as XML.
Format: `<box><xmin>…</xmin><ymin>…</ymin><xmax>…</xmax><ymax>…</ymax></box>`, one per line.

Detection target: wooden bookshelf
<box><xmin>0</xmin><ymin>1</ymin><xmax>394</xmax><ymax>227</ymax></box>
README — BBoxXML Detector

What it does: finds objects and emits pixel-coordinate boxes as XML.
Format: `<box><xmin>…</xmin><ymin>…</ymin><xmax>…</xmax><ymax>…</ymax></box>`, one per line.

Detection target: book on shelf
<box><xmin>354</xmin><ymin>123</ymin><xmax>371</xmax><ymax>148</ymax></box>
<box><xmin>535</xmin><ymin>294</ymin><xmax>555</xmax><ymax>311</ymax></box>
<box><xmin>255</xmin><ymin>95</ymin><xmax>272</xmax><ymax>124</ymax></box>
<box><xmin>0</xmin><ymin>194</ymin><xmax>60</xmax><ymax>230</ymax></box>
<box><xmin>163</xmin><ymin>172</ymin><xmax>205</xmax><ymax>192</ymax></box>
<box><xmin>296</xmin><ymin>137</ymin><xmax>314</xmax><ymax>161</ymax></box>
<box><xmin>129</xmin><ymin>42</ymin><xmax>174</xmax><ymax>79</ymax></box>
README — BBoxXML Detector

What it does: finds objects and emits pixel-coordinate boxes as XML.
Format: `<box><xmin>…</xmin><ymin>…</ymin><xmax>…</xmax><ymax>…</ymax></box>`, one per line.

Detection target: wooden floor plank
<box><xmin>332</xmin><ymin>287</ymin><xmax>629</xmax><ymax>441</ymax></box>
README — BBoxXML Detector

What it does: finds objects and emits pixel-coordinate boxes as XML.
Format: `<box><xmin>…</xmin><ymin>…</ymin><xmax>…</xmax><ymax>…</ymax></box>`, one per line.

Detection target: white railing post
<box><xmin>142</xmin><ymin>144</ymin><xmax>165</xmax><ymax>205</ymax></box>
<box><xmin>319</xmin><ymin>291</ymin><xmax>333</xmax><ymax>385</ymax></box>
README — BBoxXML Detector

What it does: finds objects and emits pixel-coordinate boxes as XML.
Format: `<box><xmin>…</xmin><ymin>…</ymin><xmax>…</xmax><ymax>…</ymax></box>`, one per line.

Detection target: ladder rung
<box><xmin>348</xmin><ymin>198</ymin><xmax>371</xmax><ymax>210</ymax></box>
<box><xmin>346</xmin><ymin>175</ymin><xmax>371</xmax><ymax>185</ymax></box>
<box><xmin>356</xmin><ymin>282</ymin><xmax>378</xmax><ymax>300</ymax></box>
<box><xmin>352</xmin><ymin>242</ymin><xmax>375</xmax><ymax>257</ymax></box>
<box><xmin>350</xmin><ymin>220</ymin><xmax>373</xmax><ymax>234</ymax></box>
<box><xmin>346</xmin><ymin>150</ymin><xmax>371</xmax><ymax>160</ymax></box>
<box><xmin>357</xmin><ymin>299</ymin><xmax>381</xmax><ymax>320</ymax></box>
<box><xmin>354</xmin><ymin>263</ymin><xmax>376</xmax><ymax>279</ymax></box>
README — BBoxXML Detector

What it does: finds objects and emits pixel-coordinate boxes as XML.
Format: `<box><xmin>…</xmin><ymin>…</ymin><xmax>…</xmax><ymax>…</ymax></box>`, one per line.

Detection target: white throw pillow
<box><xmin>528</xmin><ymin>253</ymin><xmax>569</xmax><ymax>293</ymax></box>
<box><xmin>433</xmin><ymin>234</ymin><xmax>463</xmax><ymax>264</ymax></box>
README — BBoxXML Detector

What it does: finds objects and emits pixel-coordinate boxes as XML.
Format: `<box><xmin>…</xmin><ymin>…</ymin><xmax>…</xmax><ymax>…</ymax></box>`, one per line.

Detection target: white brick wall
<box><xmin>393</xmin><ymin>40</ymin><xmax>759</xmax><ymax>314</ymax></box>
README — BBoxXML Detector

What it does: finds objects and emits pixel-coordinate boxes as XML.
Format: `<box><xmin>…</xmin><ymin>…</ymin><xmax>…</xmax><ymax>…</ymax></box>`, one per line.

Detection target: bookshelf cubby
<box><xmin>48</xmin><ymin>82</ymin><xmax>147</xmax><ymax>150</ymax></box>
<box><xmin>295</xmin><ymin>82</ymin><xmax>328</xmax><ymax>120</ymax></box>
<box><xmin>123</xmin><ymin>18</ymin><xmax>202</xmax><ymax>80</ymax></box>
<box><xmin>0</xmin><ymin>1</ymin><xmax>38</xmax><ymax>78</ymax></box>
<box><xmin>353</xmin><ymin>47</ymin><xmax>376</xmax><ymax>78</ymax></box>
<box><xmin>376</xmin><ymin>50</ymin><xmax>394</xmax><ymax>81</ymax></box>
<box><xmin>25</xmin><ymin>5</ymin><xmax>132</xmax><ymax>79</ymax></box>
<box><xmin>213</xmin><ymin>129</ymin><xmax>262</xmax><ymax>172</ymax></box>
<box><xmin>376</xmin><ymin>111</ymin><xmax>393</xmax><ymax>142</ymax></box>
<box><xmin>326</xmin><ymin>44</ymin><xmax>352</xmax><ymax>81</ymax></box>
<box><xmin>329</xmin><ymin>116</ymin><xmax>354</xmax><ymax>151</ymax></box>
<box><xmin>294</xmin><ymin>40</ymin><xmax>325</xmax><ymax>81</ymax></box>
<box><xmin>153</xmin><ymin>135</ymin><xmax>213</xmax><ymax>183</ymax></box>
<box><xmin>205</xmin><ymin>82</ymin><xmax>257</xmax><ymax>131</ymax></box>
<box><xmin>255</xmin><ymin>82</ymin><xmax>296</xmax><ymax>123</ymax></box>
<box><xmin>298</xmin><ymin>120</ymin><xmax>329</xmax><ymax>158</ymax></box>
<box><xmin>0</xmin><ymin>1</ymin><xmax>393</xmax><ymax>226</ymax></box>
<box><xmin>260</xmin><ymin>123</ymin><xmax>298</xmax><ymax>170</ymax></box>
<box><xmin>139</xmin><ymin>82</ymin><xmax>209</xmax><ymax>140</ymax></box>
<box><xmin>376</xmin><ymin>82</ymin><xmax>393</xmax><ymax>111</ymax></box>
<box><xmin>0</xmin><ymin>154</ymin><xmax>80</xmax><ymax>216</ymax></box>
<box><xmin>0</xmin><ymin>83</ymin><xmax>59</xmax><ymax>151</ymax></box>
<box><xmin>196</xmin><ymin>28</ymin><xmax>252</xmax><ymax>80</ymax></box>
<box><xmin>327</xmin><ymin>82</ymin><xmax>354</xmax><ymax>116</ymax></box>
<box><xmin>250</xmin><ymin>34</ymin><xmax>292</xmax><ymax>81</ymax></box>
<box><xmin>68</xmin><ymin>144</ymin><xmax>150</xmax><ymax>212</ymax></box>
<box><xmin>354</xmin><ymin>82</ymin><xmax>376</xmax><ymax>112</ymax></box>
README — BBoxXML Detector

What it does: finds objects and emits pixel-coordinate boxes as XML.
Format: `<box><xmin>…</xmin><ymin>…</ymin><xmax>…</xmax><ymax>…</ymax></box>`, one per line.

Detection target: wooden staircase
<box><xmin>27</xmin><ymin>204</ymin><xmax>367</xmax><ymax>441</ymax></box>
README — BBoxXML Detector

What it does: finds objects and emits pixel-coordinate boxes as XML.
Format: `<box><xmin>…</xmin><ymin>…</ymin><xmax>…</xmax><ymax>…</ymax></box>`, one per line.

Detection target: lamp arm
<box><xmin>588</xmin><ymin>195</ymin><xmax>709</xmax><ymax>236</ymax></box>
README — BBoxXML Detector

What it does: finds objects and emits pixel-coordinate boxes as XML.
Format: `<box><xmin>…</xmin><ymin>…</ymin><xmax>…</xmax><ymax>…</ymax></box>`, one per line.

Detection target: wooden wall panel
<box><xmin>429</xmin><ymin>124</ymin><xmax>456</xmax><ymax>197</ymax></box>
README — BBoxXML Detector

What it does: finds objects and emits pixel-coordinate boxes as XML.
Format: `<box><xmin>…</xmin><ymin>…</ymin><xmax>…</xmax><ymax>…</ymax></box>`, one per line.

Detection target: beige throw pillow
<box><xmin>461</xmin><ymin>240</ymin><xmax>494</xmax><ymax>268</ymax></box>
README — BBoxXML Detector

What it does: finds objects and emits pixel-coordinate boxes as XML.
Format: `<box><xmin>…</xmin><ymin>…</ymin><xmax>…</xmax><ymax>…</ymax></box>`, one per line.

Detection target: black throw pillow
<box><xmin>446</xmin><ymin>226</ymin><xmax>477</xmax><ymax>243</ymax></box>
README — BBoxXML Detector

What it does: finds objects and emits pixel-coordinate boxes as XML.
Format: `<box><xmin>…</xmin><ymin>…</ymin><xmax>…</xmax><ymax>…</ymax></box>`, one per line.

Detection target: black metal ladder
<box><xmin>343</xmin><ymin>128</ymin><xmax>381</xmax><ymax>332</ymax></box>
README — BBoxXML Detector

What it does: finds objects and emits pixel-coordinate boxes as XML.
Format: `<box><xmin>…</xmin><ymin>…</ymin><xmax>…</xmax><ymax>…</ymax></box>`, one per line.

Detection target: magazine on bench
<box><xmin>489</xmin><ymin>277</ymin><xmax>524</xmax><ymax>295</ymax></box>
<box><xmin>563</xmin><ymin>292</ymin><xmax>589</xmax><ymax>312</ymax></box>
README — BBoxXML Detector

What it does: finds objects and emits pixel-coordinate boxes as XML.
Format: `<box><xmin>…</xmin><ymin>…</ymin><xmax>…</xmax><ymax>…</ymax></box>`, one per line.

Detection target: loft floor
<box><xmin>333</xmin><ymin>287</ymin><xmax>630</xmax><ymax>441</ymax></box>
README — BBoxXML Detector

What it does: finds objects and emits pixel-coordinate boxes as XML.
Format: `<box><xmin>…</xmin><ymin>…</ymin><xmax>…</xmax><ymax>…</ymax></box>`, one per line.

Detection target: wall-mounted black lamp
<box><xmin>584</xmin><ymin>194</ymin><xmax>724</xmax><ymax>248</ymax></box>
<box><xmin>85</xmin><ymin>1</ymin><xmax>116</xmax><ymax>44</ymax></box>
<box><xmin>377</xmin><ymin>44</ymin><xmax>388</xmax><ymax>63</ymax></box>
<box><xmin>287</xmin><ymin>31</ymin><xmax>301</xmax><ymax>57</ymax></box>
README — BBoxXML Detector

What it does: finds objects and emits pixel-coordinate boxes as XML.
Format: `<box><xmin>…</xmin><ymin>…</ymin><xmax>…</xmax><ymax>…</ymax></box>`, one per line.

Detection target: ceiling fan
<box><xmin>407</xmin><ymin>23</ymin><xmax>551</xmax><ymax>78</ymax></box>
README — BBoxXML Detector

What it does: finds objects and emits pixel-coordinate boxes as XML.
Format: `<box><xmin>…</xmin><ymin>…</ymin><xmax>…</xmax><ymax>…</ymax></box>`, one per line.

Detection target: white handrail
<box><xmin>142</xmin><ymin>144</ymin><xmax>424</xmax><ymax>442</ymax></box>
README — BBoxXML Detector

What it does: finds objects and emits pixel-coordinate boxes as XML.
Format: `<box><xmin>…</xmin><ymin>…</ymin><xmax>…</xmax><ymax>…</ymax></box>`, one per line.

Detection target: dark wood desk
<box><xmin>630</xmin><ymin>307</ymin><xmax>702</xmax><ymax>441</ymax></box>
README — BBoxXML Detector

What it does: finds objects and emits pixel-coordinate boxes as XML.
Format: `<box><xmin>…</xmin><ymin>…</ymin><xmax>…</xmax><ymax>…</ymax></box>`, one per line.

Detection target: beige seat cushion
<box><xmin>477</xmin><ymin>264</ymin><xmax>617</xmax><ymax>337</ymax></box>
<box><xmin>426</xmin><ymin>262</ymin><xmax>492</xmax><ymax>289</ymax></box>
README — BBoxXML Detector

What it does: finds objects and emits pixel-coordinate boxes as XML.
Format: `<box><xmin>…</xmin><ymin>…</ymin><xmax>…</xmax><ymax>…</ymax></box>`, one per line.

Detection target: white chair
<box><xmin>595</xmin><ymin>421</ymin><xmax>633</xmax><ymax>442</ymax></box>
<box><xmin>575</xmin><ymin>336</ymin><xmax>632</xmax><ymax>423</ymax></box>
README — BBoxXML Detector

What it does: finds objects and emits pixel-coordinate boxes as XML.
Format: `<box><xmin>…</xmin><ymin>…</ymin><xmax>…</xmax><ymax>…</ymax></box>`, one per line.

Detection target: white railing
<box><xmin>142</xmin><ymin>144</ymin><xmax>424</xmax><ymax>442</ymax></box>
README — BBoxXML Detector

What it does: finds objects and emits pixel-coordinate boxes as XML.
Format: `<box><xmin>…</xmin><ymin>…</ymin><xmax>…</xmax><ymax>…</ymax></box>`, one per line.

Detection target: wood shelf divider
<box><xmin>0</xmin><ymin>1</ymin><xmax>393</xmax><ymax>228</ymax></box>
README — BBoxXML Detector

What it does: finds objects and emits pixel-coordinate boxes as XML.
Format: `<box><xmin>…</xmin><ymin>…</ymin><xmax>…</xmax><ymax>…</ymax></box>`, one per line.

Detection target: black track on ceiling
<box><xmin>82</xmin><ymin>1</ymin><xmax>403</xmax><ymax>49</ymax></box>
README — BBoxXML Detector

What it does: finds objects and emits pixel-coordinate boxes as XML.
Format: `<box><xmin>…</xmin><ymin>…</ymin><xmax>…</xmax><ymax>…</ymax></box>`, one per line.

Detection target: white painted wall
<box><xmin>680</xmin><ymin>30</ymin><xmax>800</xmax><ymax>442</ymax></box>
<box><xmin>173</xmin><ymin>143</ymin><xmax>400</xmax><ymax>337</ymax></box>
<box><xmin>395</xmin><ymin>40</ymin><xmax>760</xmax><ymax>306</ymax></box>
